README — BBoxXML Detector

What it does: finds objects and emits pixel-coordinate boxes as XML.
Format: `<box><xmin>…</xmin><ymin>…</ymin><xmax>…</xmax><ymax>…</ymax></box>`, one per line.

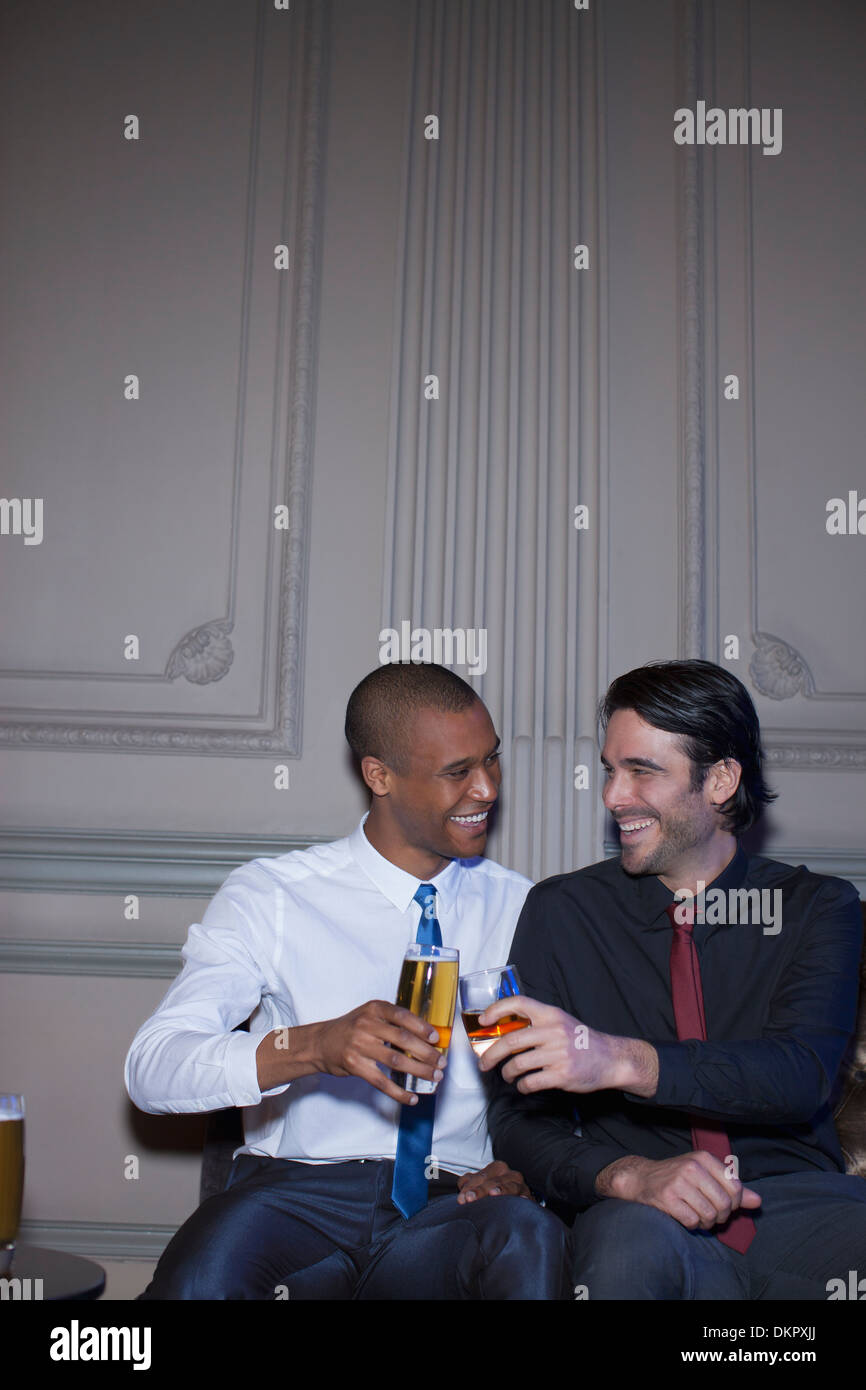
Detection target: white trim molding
<box><xmin>19</xmin><ymin>1220</ymin><xmax>176</xmax><ymax>1263</ymax></box>
<box><xmin>0</xmin><ymin>0</ymin><xmax>329</xmax><ymax>756</ymax></box>
<box><xmin>0</xmin><ymin>828</ymin><xmax>329</xmax><ymax>897</ymax></box>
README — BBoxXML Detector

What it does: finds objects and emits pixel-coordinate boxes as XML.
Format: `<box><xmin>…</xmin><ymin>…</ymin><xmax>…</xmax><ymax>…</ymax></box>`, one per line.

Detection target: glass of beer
<box><xmin>460</xmin><ymin>965</ymin><xmax>529</xmax><ymax>1058</ymax></box>
<box><xmin>0</xmin><ymin>1095</ymin><xmax>25</xmax><ymax>1275</ymax></box>
<box><xmin>392</xmin><ymin>943</ymin><xmax>459</xmax><ymax>1094</ymax></box>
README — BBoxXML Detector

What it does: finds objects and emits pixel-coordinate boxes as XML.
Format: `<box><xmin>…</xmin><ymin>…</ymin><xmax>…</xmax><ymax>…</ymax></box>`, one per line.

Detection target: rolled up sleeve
<box><xmin>124</xmin><ymin>879</ymin><xmax>291</xmax><ymax>1114</ymax></box>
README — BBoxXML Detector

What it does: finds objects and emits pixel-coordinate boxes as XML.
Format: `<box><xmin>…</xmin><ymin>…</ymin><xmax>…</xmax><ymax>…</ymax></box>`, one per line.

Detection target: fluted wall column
<box><xmin>382</xmin><ymin>0</ymin><xmax>605</xmax><ymax>880</ymax></box>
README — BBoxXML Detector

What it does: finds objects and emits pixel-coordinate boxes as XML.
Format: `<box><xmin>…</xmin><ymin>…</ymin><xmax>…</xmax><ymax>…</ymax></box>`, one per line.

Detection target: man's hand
<box><xmin>456</xmin><ymin>1160</ymin><xmax>532</xmax><ymax>1204</ymax></box>
<box><xmin>478</xmin><ymin>995</ymin><xmax>658</xmax><ymax>1097</ymax></box>
<box><xmin>596</xmin><ymin>1152</ymin><xmax>762</xmax><ymax>1230</ymax></box>
<box><xmin>255</xmin><ymin>1001</ymin><xmax>444</xmax><ymax>1103</ymax></box>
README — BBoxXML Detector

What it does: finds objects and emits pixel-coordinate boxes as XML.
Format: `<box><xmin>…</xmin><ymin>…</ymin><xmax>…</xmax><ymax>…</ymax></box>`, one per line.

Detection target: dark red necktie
<box><xmin>666</xmin><ymin>903</ymin><xmax>756</xmax><ymax>1254</ymax></box>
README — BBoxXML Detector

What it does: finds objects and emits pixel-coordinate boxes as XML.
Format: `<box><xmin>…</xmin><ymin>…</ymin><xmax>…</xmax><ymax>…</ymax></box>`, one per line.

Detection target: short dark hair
<box><xmin>598</xmin><ymin>659</ymin><xmax>776</xmax><ymax>834</ymax></box>
<box><xmin>345</xmin><ymin>663</ymin><xmax>480</xmax><ymax>773</ymax></box>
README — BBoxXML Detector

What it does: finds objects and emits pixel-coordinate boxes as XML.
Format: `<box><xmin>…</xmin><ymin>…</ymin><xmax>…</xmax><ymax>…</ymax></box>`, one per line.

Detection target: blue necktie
<box><xmin>391</xmin><ymin>884</ymin><xmax>442</xmax><ymax>1219</ymax></box>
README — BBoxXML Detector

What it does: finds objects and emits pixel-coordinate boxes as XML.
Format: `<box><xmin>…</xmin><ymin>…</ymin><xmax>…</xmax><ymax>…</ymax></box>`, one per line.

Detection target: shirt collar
<box><xmin>348</xmin><ymin>815</ymin><xmax>461</xmax><ymax>915</ymax></box>
<box><xmin>631</xmin><ymin>843</ymin><xmax>748</xmax><ymax>927</ymax></box>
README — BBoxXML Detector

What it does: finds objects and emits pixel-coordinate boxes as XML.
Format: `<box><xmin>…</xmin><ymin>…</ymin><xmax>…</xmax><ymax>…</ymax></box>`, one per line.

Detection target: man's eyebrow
<box><xmin>600</xmin><ymin>754</ymin><xmax>667</xmax><ymax>772</ymax></box>
<box><xmin>439</xmin><ymin>736</ymin><xmax>501</xmax><ymax>773</ymax></box>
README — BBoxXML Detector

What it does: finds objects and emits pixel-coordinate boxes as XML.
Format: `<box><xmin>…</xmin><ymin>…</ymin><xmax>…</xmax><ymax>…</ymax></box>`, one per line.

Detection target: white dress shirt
<box><xmin>125</xmin><ymin>818</ymin><xmax>531</xmax><ymax>1176</ymax></box>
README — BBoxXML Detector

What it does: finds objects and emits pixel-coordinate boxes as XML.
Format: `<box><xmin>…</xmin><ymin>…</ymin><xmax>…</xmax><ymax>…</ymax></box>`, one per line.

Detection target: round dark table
<box><xmin>3</xmin><ymin>1244</ymin><xmax>105</xmax><ymax>1300</ymax></box>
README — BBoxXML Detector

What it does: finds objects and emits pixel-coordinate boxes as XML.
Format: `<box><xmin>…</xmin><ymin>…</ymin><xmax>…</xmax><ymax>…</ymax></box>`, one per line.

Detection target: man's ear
<box><xmin>361</xmin><ymin>755</ymin><xmax>393</xmax><ymax>798</ymax></box>
<box><xmin>706</xmin><ymin>757</ymin><xmax>742</xmax><ymax>808</ymax></box>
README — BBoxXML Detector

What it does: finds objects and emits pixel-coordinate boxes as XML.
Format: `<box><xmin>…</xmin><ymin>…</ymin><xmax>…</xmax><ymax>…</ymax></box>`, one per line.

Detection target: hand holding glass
<box><xmin>460</xmin><ymin>965</ymin><xmax>530</xmax><ymax>1058</ymax></box>
<box><xmin>391</xmin><ymin>943</ymin><xmax>459</xmax><ymax>1094</ymax></box>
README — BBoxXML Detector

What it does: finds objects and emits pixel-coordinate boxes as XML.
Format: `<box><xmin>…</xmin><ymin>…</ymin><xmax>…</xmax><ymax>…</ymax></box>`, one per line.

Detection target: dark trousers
<box><xmin>572</xmin><ymin>1170</ymin><xmax>866</xmax><ymax>1299</ymax></box>
<box><xmin>139</xmin><ymin>1155</ymin><xmax>571</xmax><ymax>1300</ymax></box>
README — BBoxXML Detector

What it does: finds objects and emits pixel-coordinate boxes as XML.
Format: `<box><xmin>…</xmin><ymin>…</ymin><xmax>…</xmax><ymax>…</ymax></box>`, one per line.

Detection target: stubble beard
<box><xmin>619</xmin><ymin>809</ymin><xmax>709</xmax><ymax>879</ymax></box>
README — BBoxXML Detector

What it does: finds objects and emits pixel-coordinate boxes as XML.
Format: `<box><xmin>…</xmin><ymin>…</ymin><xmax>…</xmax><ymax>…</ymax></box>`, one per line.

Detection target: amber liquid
<box><xmin>391</xmin><ymin>956</ymin><xmax>458</xmax><ymax>1093</ymax></box>
<box><xmin>462</xmin><ymin>1010</ymin><xmax>529</xmax><ymax>1057</ymax></box>
<box><xmin>0</xmin><ymin>1118</ymin><xmax>24</xmax><ymax>1244</ymax></box>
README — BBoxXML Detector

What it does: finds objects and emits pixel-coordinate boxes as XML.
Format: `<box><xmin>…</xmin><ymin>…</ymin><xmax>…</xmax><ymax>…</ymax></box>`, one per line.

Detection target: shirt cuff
<box><xmin>224</xmin><ymin>1030</ymin><xmax>291</xmax><ymax>1108</ymax></box>
<box><xmin>626</xmin><ymin>1040</ymin><xmax>692</xmax><ymax>1109</ymax></box>
<box><xmin>549</xmin><ymin>1144</ymin><xmax>634</xmax><ymax>1209</ymax></box>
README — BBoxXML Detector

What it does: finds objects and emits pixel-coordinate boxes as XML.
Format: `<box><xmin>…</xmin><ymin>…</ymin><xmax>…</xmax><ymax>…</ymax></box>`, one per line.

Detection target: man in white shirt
<box><xmin>127</xmin><ymin>662</ymin><xmax>570</xmax><ymax>1299</ymax></box>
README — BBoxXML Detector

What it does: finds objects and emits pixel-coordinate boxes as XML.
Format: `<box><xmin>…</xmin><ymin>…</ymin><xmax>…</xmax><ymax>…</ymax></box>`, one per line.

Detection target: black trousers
<box><xmin>139</xmin><ymin>1155</ymin><xmax>572</xmax><ymax>1300</ymax></box>
<box><xmin>571</xmin><ymin>1171</ymin><xmax>866</xmax><ymax>1299</ymax></box>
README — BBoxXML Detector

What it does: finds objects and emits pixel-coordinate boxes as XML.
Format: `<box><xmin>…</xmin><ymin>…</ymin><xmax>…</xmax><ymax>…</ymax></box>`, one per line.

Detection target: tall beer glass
<box><xmin>0</xmin><ymin>1095</ymin><xmax>24</xmax><ymax>1274</ymax></box>
<box><xmin>391</xmin><ymin>944</ymin><xmax>459</xmax><ymax>1094</ymax></box>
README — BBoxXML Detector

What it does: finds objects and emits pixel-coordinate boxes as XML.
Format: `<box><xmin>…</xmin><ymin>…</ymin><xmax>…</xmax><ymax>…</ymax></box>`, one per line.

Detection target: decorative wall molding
<box><xmin>0</xmin><ymin>939</ymin><xmax>182</xmax><ymax>978</ymax></box>
<box><xmin>763</xmin><ymin>740</ymin><xmax>866</xmax><ymax>771</ymax></box>
<box><xmin>749</xmin><ymin>631</ymin><xmax>815</xmax><ymax>701</ymax></box>
<box><xmin>683</xmin><ymin>0</ymin><xmax>865</xmax><ymax>764</ymax></box>
<box><xmin>165</xmin><ymin>620</ymin><xmax>235</xmax><ymax>686</ymax></box>
<box><xmin>0</xmin><ymin>829</ymin><xmax>328</xmax><ymax>896</ymax></box>
<box><xmin>382</xmin><ymin>0</ymin><xmax>607</xmax><ymax>881</ymax></box>
<box><xmin>19</xmin><ymin>1219</ymin><xmax>175</xmax><ymax>1262</ymax></box>
<box><xmin>676</xmin><ymin>0</ymin><xmax>706</xmax><ymax>660</ymax></box>
<box><xmin>0</xmin><ymin>0</ymin><xmax>328</xmax><ymax>755</ymax></box>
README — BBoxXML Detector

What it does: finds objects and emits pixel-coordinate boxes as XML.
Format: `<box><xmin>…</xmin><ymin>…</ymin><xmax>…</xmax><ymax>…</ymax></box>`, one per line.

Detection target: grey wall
<box><xmin>1</xmin><ymin>0</ymin><xmax>863</xmax><ymax>1287</ymax></box>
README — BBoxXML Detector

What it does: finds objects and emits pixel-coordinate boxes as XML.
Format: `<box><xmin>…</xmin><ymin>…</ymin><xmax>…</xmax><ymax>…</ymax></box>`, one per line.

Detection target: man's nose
<box><xmin>469</xmin><ymin>765</ymin><xmax>498</xmax><ymax>801</ymax></box>
<box><xmin>602</xmin><ymin>770</ymin><xmax>623</xmax><ymax>811</ymax></box>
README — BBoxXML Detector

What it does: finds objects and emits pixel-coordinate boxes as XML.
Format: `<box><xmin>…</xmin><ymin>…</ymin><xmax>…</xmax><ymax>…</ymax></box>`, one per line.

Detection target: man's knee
<box><xmin>572</xmin><ymin>1198</ymin><xmax>711</xmax><ymax>1300</ymax></box>
<box><xmin>461</xmin><ymin>1195</ymin><xmax>572</xmax><ymax>1299</ymax></box>
<box><xmin>141</xmin><ymin>1195</ymin><xmax>274</xmax><ymax>1300</ymax></box>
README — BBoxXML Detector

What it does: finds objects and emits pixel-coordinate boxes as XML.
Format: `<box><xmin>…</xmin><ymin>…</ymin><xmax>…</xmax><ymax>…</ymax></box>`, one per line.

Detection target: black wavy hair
<box><xmin>598</xmin><ymin>659</ymin><xmax>777</xmax><ymax>834</ymax></box>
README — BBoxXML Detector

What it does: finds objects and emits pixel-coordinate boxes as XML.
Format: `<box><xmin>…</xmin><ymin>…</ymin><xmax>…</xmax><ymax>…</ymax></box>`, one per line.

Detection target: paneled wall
<box><xmin>0</xmin><ymin>0</ymin><xmax>863</xmax><ymax>1290</ymax></box>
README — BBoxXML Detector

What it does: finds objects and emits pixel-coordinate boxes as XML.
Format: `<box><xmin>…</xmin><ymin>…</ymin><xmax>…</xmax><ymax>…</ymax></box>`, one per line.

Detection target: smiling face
<box><xmin>362</xmin><ymin>698</ymin><xmax>502</xmax><ymax>878</ymax></box>
<box><xmin>600</xmin><ymin>708</ymin><xmax>740</xmax><ymax>891</ymax></box>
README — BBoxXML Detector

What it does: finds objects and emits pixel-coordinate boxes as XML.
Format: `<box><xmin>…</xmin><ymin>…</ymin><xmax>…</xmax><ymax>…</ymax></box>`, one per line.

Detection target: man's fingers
<box><xmin>381</xmin><ymin>1051</ymin><xmax>443</xmax><ymax>1083</ymax></box>
<box><xmin>677</xmin><ymin>1159</ymin><xmax>751</xmax><ymax>1224</ymax></box>
<box><xmin>667</xmin><ymin>1196</ymin><xmax>714</xmax><ymax>1230</ymax></box>
<box><xmin>379</xmin><ymin>1022</ymin><xmax>443</xmax><ymax>1067</ymax></box>
<box><xmin>456</xmin><ymin>1177</ymin><xmax>505</xmax><ymax>1204</ymax></box>
<box><xmin>478</xmin><ymin>1024</ymin><xmax>543</xmax><ymax>1071</ymax></box>
<box><xmin>382</xmin><ymin>1003</ymin><xmax>441</xmax><ymax>1042</ymax></box>
<box><xmin>685</xmin><ymin>1188</ymin><xmax>726</xmax><ymax>1228</ymax></box>
<box><xmin>499</xmin><ymin>1043</ymin><xmax>553</xmax><ymax>1084</ymax></box>
<box><xmin>456</xmin><ymin>1162</ymin><xmax>532</xmax><ymax>1204</ymax></box>
<box><xmin>478</xmin><ymin>997</ymin><xmax>539</xmax><ymax>1027</ymax></box>
<box><xmin>691</xmin><ymin>1149</ymin><xmax>739</xmax><ymax>1185</ymax></box>
<box><xmin>359</xmin><ymin>1063</ymin><xmax>422</xmax><ymax>1106</ymax></box>
<box><xmin>514</xmin><ymin>1068</ymin><xmax>557</xmax><ymax>1094</ymax></box>
<box><xmin>458</xmin><ymin>1177</ymin><xmax>529</xmax><ymax>1204</ymax></box>
<box><xmin>690</xmin><ymin>1150</ymin><xmax>764</xmax><ymax>1214</ymax></box>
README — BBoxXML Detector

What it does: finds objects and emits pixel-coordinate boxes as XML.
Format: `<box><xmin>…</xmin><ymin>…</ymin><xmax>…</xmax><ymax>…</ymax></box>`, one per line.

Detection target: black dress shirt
<box><xmin>488</xmin><ymin>848</ymin><xmax>862</xmax><ymax>1212</ymax></box>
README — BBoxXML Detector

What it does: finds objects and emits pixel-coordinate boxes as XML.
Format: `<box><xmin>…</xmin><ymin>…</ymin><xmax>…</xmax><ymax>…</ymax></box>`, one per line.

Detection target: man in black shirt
<box><xmin>483</xmin><ymin>660</ymin><xmax>866</xmax><ymax>1299</ymax></box>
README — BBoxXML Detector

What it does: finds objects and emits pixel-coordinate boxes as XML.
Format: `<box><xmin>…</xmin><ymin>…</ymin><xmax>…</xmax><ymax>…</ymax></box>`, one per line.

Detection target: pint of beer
<box><xmin>0</xmin><ymin>1094</ymin><xmax>25</xmax><ymax>1274</ymax></box>
<box><xmin>391</xmin><ymin>944</ymin><xmax>459</xmax><ymax>1094</ymax></box>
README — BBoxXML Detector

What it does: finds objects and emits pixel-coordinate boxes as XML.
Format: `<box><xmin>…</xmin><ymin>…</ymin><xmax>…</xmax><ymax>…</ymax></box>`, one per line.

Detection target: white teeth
<box><xmin>450</xmin><ymin>812</ymin><xmax>487</xmax><ymax>824</ymax></box>
<box><xmin>620</xmin><ymin>818</ymin><xmax>654</xmax><ymax>833</ymax></box>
